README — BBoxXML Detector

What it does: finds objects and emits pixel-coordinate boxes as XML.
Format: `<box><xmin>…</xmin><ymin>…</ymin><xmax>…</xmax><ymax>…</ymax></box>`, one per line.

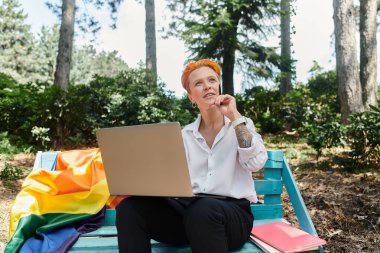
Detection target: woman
<box><xmin>116</xmin><ymin>59</ymin><xmax>268</xmax><ymax>253</ymax></box>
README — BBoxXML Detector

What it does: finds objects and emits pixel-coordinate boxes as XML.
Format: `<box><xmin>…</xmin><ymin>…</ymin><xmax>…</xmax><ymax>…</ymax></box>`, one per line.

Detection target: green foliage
<box><xmin>237</xmin><ymin>67</ymin><xmax>341</xmax><ymax>153</ymax></box>
<box><xmin>0</xmin><ymin>0</ymin><xmax>36</xmax><ymax>83</ymax></box>
<box><xmin>307</xmin><ymin>63</ymin><xmax>339</xmax><ymax>113</ymax></box>
<box><xmin>0</xmin><ymin>162</ymin><xmax>23</xmax><ymax>180</ymax></box>
<box><xmin>32</xmin><ymin>25</ymin><xmax>60</xmax><ymax>83</ymax></box>
<box><xmin>0</xmin><ymin>14</ymin><xmax>129</xmax><ymax>87</ymax></box>
<box><xmin>304</xmin><ymin>105</ymin><xmax>380</xmax><ymax>164</ymax></box>
<box><xmin>281</xmin><ymin>84</ymin><xmax>315</xmax><ymax>130</ymax></box>
<box><xmin>71</xmin><ymin>45</ymin><xmax>129</xmax><ymax>85</ymax></box>
<box><xmin>236</xmin><ymin>86</ymin><xmax>282</xmax><ymax>133</ymax></box>
<box><xmin>0</xmin><ymin>132</ymin><xmax>22</xmax><ymax>155</ymax></box>
<box><xmin>346</xmin><ymin>105</ymin><xmax>380</xmax><ymax>161</ymax></box>
<box><xmin>237</xmin><ymin>82</ymin><xmax>338</xmax><ymax>134</ymax></box>
<box><xmin>306</xmin><ymin>122</ymin><xmax>346</xmax><ymax>159</ymax></box>
<box><xmin>0</xmin><ymin>79</ymin><xmax>40</xmax><ymax>146</ymax></box>
<box><xmin>0</xmin><ymin>67</ymin><xmax>196</xmax><ymax>149</ymax></box>
<box><xmin>173</xmin><ymin>95</ymin><xmax>199</xmax><ymax>126</ymax></box>
<box><xmin>166</xmin><ymin>0</ymin><xmax>281</xmax><ymax>90</ymax></box>
<box><xmin>84</xmin><ymin>69</ymin><xmax>180</xmax><ymax>136</ymax></box>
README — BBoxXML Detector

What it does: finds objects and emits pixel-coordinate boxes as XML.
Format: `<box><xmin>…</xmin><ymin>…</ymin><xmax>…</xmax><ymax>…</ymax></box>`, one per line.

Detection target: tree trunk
<box><xmin>221</xmin><ymin>10</ymin><xmax>239</xmax><ymax>96</ymax></box>
<box><xmin>221</xmin><ymin>47</ymin><xmax>236</xmax><ymax>95</ymax></box>
<box><xmin>145</xmin><ymin>0</ymin><xmax>157</xmax><ymax>85</ymax></box>
<box><xmin>360</xmin><ymin>0</ymin><xmax>378</xmax><ymax>109</ymax></box>
<box><xmin>54</xmin><ymin>0</ymin><xmax>75</xmax><ymax>91</ymax></box>
<box><xmin>333</xmin><ymin>0</ymin><xmax>363</xmax><ymax>124</ymax></box>
<box><xmin>280</xmin><ymin>0</ymin><xmax>292</xmax><ymax>95</ymax></box>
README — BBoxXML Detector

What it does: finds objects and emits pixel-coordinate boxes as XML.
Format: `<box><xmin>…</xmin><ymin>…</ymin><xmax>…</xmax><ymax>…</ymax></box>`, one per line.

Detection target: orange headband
<box><xmin>181</xmin><ymin>59</ymin><xmax>221</xmax><ymax>90</ymax></box>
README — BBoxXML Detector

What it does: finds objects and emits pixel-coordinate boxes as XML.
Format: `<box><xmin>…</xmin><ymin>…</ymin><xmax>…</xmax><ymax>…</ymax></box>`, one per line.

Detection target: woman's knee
<box><xmin>116</xmin><ymin>197</ymin><xmax>136</xmax><ymax>215</ymax></box>
<box><xmin>116</xmin><ymin>197</ymin><xmax>148</xmax><ymax>226</ymax></box>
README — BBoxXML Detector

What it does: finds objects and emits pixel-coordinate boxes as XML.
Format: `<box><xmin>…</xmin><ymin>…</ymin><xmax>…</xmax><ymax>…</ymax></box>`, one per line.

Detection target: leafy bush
<box><xmin>305</xmin><ymin>121</ymin><xmax>346</xmax><ymax>159</ymax></box>
<box><xmin>236</xmin><ymin>86</ymin><xmax>283</xmax><ymax>133</ymax></box>
<box><xmin>308</xmin><ymin>68</ymin><xmax>338</xmax><ymax>111</ymax></box>
<box><xmin>305</xmin><ymin>105</ymin><xmax>380</xmax><ymax>163</ymax></box>
<box><xmin>172</xmin><ymin>95</ymin><xmax>198</xmax><ymax>126</ymax></box>
<box><xmin>0</xmin><ymin>132</ymin><xmax>24</xmax><ymax>154</ymax></box>
<box><xmin>83</xmin><ymin>70</ymin><xmax>187</xmax><ymax>145</ymax></box>
<box><xmin>280</xmin><ymin>84</ymin><xmax>315</xmax><ymax>131</ymax></box>
<box><xmin>0</xmin><ymin>162</ymin><xmax>24</xmax><ymax>180</ymax></box>
<box><xmin>346</xmin><ymin>105</ymin><xmax>380</xmax><ymax>161</ymax></box>
<box><xmin>0</xmin><ymin>68</ymin><xmax>197</xmax><ymax>149</ymax></box>
<box><xmin>237</xmin><ymin>67</ymin><xmax>338</xmax><ymax>135</ymax></box>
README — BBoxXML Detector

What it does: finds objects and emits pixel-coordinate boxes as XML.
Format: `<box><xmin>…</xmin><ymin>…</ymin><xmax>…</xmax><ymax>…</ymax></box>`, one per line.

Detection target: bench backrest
<box><xmin>252</xmin><ymin>150</ymin><xmax>283</xmax><ymax>220</ymax></box>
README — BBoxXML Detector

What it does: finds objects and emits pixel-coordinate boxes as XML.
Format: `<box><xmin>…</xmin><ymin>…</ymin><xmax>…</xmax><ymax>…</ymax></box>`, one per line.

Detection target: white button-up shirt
<box><xmin>182</xmin><ymin>115</ymin><xmax>268</xmax><ymax>203</ymax></box>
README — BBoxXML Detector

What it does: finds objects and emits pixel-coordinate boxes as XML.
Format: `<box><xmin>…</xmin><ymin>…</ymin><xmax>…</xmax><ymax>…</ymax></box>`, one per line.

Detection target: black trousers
<box><xmin>116</xmin><ymin>196</ymin><xmax>254</xmax><ymax>253</ymax></box>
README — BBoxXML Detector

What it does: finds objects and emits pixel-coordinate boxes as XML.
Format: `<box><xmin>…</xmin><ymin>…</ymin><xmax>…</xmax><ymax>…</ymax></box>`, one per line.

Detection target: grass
<box><xmin>0</xmin><ymin>132</ymin><xmax>33</xmax><ymax>155</ymax></box>
<box><xmin>264</xmin><ymin>133</ymin><xmax>317</xmax><ymax>162</ymax></box>
<box><xmin>0</xmin><ymin>132</ymin><xmax>34</xmax><ymax>181</ymax></box>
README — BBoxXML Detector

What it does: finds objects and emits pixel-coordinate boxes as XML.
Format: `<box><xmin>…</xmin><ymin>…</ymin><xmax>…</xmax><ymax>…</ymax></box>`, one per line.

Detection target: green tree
<box><xmin>70</xmin><ymin>45</ymin><xmax>129</xmax><ymax>84</ymax></box>
<box><xmin>90</xmin><ymin>50</ymin><xmax>129</xmax><ymax>79</ymax></box>
<box><xmin>33</xmin><ymin>25</ymin><xmax>60</xmax><ymax>83</ymax></box>
<box><xmin>0</xmin><ymin>0</ymin><xmax>35</xmax><ymax>83</ymax></box>
<box><xmin>166</xmin><ymin>0</ymin><xmax>280</xmax><ymax>95</ymax></box>
<box><xmin>48</xmin><ymin>0</ymin><xmax>124</xmax><ymax>90</ymax></box>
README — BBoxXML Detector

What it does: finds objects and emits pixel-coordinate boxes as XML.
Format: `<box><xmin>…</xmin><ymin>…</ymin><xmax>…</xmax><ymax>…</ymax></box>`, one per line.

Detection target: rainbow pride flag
<box><xmin>5</xmin><ymin>148</ymin><xmax>125</xmax><ymax>253</ymax></box>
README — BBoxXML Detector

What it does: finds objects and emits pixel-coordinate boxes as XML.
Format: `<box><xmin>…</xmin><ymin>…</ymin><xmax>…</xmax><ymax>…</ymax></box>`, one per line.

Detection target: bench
<box><xmin>33</xmin><ymin>150</ymin><xmax>322</xmax><ymax>253</ymax></box>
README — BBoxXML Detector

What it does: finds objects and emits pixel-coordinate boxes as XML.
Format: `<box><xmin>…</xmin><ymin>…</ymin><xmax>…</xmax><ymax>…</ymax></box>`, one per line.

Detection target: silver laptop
<box><xmin>96</xmin><ymin>122</ymin><xmax>194</xmax><ymax>197</ymax></box>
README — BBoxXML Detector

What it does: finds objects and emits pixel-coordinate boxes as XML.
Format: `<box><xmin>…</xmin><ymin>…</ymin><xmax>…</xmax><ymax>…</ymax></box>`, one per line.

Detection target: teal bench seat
<box><xmin>33</xmin><ymin>150</ymin><xmax>322</xmax><ymax>253</ymax></box>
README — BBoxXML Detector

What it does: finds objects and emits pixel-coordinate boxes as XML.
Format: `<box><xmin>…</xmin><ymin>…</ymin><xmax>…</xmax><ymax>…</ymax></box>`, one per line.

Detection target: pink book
<box><xmin>251</xmin><ymin>221</ymin><xmax>326</xmax><ymax>253</ymax></box>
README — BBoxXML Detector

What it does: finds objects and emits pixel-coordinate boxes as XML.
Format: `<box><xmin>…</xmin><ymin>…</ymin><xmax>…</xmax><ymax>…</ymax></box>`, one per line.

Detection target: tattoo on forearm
<box><xmin>235</xmin><ymin>124</ymin><xmax>253</xmax><ymax>148</ymax></box>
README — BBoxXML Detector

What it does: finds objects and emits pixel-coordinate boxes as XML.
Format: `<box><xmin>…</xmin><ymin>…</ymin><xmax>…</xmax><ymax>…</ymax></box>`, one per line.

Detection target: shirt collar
<box><xmin>183</xmin><ymin>114</ymin><xmax>233</xmax><ymax>133</ymax></box>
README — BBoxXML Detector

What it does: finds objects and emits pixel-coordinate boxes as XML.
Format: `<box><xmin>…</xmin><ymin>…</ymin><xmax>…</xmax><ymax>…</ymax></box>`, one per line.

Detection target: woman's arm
<box><xmin>235</xmin><ymin>118</ymin><xmax>268</xmax><ymax>172</ymax></box>
<box><xmin>234</xmin><ymin>123</ymin><xmax>253</xmax><ymax>148</ymax></box>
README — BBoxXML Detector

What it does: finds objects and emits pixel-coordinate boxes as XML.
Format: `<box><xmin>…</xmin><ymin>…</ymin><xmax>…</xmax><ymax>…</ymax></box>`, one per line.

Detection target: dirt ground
<box><xmin>0</xmin><ymin>153</ymin><xmax>35</xmax><ymax>252</ymax></box>
<box><xmin>282</xmin><ymin>164</ymin><xmax>379</xmax><ymax>253</ymax></box>
<box><xmin>0</xmin><ymin>153</ymin><xmax>379</xmax><ymax>253</ymax></box>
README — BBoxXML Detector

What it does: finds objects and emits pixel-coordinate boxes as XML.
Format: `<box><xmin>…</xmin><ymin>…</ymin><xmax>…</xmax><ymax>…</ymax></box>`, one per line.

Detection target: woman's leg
<box><xmin>183</xmin><ymin>198</ymin><xmax>253</xmax><ymax>253</ymax></box>
<box><xmin>116</xmin><ymin>196</ymin><xmax>188</xmax><ymax>253</ymax></box>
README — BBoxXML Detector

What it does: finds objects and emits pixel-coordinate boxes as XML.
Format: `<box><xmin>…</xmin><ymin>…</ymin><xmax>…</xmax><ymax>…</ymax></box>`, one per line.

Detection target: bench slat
<box><xmin>69</xmin><ymin>237</ymin><xmax>118</xmax><ymax>252</ymax></box>
<box><xmin>254</xmin><ymin>180</ymin><xmax>282</xmax><ymax>195</ymax></box>
<box><xmin>102</xmin><ymin>209</ymin><xmax>117</xmax><ymax>226</ymax></box>
<box><xmin>71</xmin><ymin>218</ymin><xmax>287</xmax><ymax>253</ymax></box>
<box><xmin>282</xmin><ymin>158</ymin><xmax>318</xmax><ymax>236</ymax></box>
<box><xmin>69</xmin><ymin>237</ymin><xmax>264</xmax><ymax>253</ymax></box>
<box><xmin>264</xmin><ymin>167</ymin><xmax>282</xmax><ymax>180</ymax></box>
<box><xmin>263</xmin><ymin>194</ymin><xmax>282</xmax><ymax>205</ymax></box>
<box><xmin>251</xmin><ymin>204</ymin><xmax>283</xmax><ymax>220</ymax></box>
<box><xmin>263</xmin><ymin>160</ymin><xmax>282</xmax><ymax>169</ymax></box>
<box><xmin>33</xmin><ymin>151</ymin><xmax>59</xmax><ymax>171</ymax></box>
<box><xmin>266</xmin><ymin>150</ymin><xmax>283</xmax><ymax>162</ymax></box>
<box><xmin>82</xmin><ymin>226</ymin><xmax>117</xmax><ymax>237</ymax></box>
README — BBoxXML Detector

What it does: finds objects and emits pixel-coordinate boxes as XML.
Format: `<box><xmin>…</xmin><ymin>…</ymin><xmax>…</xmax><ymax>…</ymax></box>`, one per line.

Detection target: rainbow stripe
<box><xmin>5</xmin><ymin>148</ymin><xmax>122</xmax><ymax>253</ymax></box>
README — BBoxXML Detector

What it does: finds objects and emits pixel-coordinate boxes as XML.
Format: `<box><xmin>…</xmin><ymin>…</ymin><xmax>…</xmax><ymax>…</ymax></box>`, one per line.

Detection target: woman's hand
<box><xmin>214</xmin><ymin>94</ymin><xmax>241</xmax><ymax>121</ymax></box>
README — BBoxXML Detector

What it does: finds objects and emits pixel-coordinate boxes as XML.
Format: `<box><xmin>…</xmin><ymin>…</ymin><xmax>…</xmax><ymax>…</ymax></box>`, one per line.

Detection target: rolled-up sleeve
<box><xmin>237</xmin><ymin>118</ymin><xmax>268</xmax><ymax>172</ymax></box>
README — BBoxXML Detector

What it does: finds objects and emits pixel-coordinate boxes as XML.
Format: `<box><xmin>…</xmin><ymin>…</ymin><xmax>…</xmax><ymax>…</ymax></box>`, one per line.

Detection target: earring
<box><xmin>191</xmin><ymin>102</ymin><xmax>197</xmax><ymax>108</ymax></box>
